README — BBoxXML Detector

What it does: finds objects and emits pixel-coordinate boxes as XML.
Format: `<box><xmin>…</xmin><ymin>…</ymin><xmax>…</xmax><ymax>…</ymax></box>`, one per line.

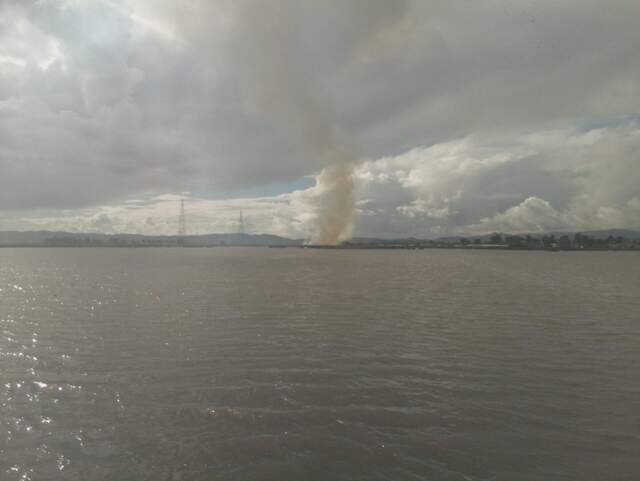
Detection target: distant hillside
<box><xmin>435</xmin><ymin>229</ymin><xmax>640</xmax><ymax>242</ymax></box>
<box><xmin>349</xmin><ymin>229</ymin><xmax>640</xmax><ymax>245</ymax></box>
<box><xmin>569</xmin><ymin>229</ymin><xmax>640</xmax><ymax>239</ymax></box>
<box><xmin>1</xmin><ymin>228</ymin><xmax>638</xmax><ymax>247</ymax></box>
<box><xmin>185</xmin><ymin>233</ymin><xmax>302</xmax><ymax>246</ymax></box>
<box><xmin>0</xmin><ymin>231</ymin><xmax>303</xmax><ymax>247</ymax></box>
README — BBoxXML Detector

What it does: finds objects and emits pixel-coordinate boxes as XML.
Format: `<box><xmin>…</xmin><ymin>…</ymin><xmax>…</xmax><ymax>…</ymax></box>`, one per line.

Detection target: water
<box><xmin>1</xmin><ymin>248</ymin><xmax>639</xmax><ymax>481</ymax></box>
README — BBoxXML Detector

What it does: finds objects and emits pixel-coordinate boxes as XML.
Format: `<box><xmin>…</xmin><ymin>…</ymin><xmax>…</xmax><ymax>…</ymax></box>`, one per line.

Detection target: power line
<box><xmin>178</xmin><ymin>199</ymin><xmax>186</xmax><ymax>244</ymax></box>
<box><xmin>238</xmin><ymin>211</ymin><xmax>245</xmax><ymax>234</ymax></box>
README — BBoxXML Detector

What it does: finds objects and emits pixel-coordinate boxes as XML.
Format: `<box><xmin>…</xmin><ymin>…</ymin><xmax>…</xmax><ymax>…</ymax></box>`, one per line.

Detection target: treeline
<box><xmin>43</xmin><ymin>236</ymin><xmax>172</xmax><ymax>246</ymax></box>
<box><xmin>458</xmin><ymin>233</ymin><xmax>639</xmax><ymax>250</ymax></box>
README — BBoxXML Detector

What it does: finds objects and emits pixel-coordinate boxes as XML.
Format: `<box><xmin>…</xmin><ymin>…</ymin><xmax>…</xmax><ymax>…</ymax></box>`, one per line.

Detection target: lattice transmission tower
<box><xmin>178</xmin><ymin>199</ymin><xmax>186</xmax><ymax>245</ymax></box>
<box><xmin>238</xmin><ymin>211</ymin><xmax>245</xmax><ymax>235</ymax></box>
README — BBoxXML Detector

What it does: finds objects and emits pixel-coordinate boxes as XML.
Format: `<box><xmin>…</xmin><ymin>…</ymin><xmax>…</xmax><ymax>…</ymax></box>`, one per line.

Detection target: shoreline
<box><xmin>0</xmin><ymin>244</ymin><xmax>636</xmax><ymax>251</ymax></box>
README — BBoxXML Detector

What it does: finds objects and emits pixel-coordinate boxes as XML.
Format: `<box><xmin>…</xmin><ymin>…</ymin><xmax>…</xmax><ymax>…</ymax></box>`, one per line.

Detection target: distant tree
<box><xmin>558</xmin><ymin>235</ymin><xmax>572</xmax><ymax>249</ymax></box>
<box><xmin>505</xmin><ymin>235</ymin><xmax>523</xmax><ymax>247</ymax></box>
<box><xmin>490</xmin><ymin>233</ymin><xmax>504</xmax><ymax>244</ymax></box>
<box><xmin>541</xmin><ymin>235</ymin><xmax>554</xmax><ymax>247</ymax></box>
<box><xmin>473</xmin><ymin>238</ymin><xmax>482</xmax><ymax>245</ymax></box>
<box><xmin>574</xmin><ymin>233</ymin><xmax>594</xmax><ymax>248</ymax></box>
<box><xmin>584</xmin><ymin>235</ymin><xmax>593</xmax><ymax>247</ymax></box>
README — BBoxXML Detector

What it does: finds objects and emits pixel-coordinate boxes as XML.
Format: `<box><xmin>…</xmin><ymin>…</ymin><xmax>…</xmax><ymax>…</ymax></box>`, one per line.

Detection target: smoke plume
<box><xmin>176</xmin><ymin>1</ymin><xmax>410</xmax><ymax>244</ymax></box>
<box><xmin>311</xmin><ymin>153</ymin><xmax>358</xmax><ymax>245</ymax></box>
<box><xmin>228</xmin><ymin>1</ymin><xmax>359</xmax><ymax>244</ymax></box>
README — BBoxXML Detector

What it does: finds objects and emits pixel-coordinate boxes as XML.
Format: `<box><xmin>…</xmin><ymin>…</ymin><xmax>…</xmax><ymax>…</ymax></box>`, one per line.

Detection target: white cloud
<box><xmin>4</xmin><ymin>121</ymin><xmax>638</xmax><ymax>238</ymax></box>
<box><xmin>1</xmin><ymin>1</ymin><xmax>639</xmax><ymax>237</ymax></box>
<box><xmin>353</xmin><ymin>122</ymin><xmax>640</xmax><ymax>236</ymax></box>
<box><xmin>471</xmin><ymin>197</ymin><xmax>575</xmax><ymax>234</ymax></box>
<box><xmin>1</xmin><ymin>191</ymin><xmax>315</xmax><ymax>239</ymax></box>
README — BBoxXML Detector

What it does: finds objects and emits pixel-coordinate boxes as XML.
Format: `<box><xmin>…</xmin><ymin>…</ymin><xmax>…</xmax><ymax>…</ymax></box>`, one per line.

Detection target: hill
<box><xmin>0</xmin><ymin>231</ymin><xmax>302</xmax><ymax>247</ymax></box>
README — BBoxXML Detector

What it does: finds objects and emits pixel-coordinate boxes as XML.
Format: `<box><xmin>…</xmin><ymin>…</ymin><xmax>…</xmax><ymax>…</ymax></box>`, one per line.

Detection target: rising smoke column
<box><xmin>184</xmin><ymin>1</ymin><xmax>410</xmax><ymax>244</ymax></box>
<box><xmin>228</xmin><ymin>1</ymin><xmax>359</xmax><ymax>244</ymax></box>
<box><xmin>311</xmin><ymin>150</ymin><xmax>358</xmax><ymax>245</ymax></box>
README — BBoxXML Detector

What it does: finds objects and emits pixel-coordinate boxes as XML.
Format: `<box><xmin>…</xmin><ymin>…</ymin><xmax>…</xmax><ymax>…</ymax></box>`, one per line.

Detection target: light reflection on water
<box><xmin>1</xmin><ymin>248</ymin><xmax>639</xmax><ymax>480</ymax></box>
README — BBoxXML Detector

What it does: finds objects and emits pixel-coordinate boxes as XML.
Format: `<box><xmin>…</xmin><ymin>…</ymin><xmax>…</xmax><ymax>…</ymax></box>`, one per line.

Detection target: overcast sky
<box><xmin>1</xmin><ymin>0</ymin><xmax>639</xmax><ymax>238</ymax></box>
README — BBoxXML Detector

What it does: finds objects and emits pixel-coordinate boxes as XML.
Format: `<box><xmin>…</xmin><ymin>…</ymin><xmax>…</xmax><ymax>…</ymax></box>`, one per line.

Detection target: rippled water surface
<box><xmin>1</xmin><ymin>248</ymin><xmax>639</xmax><ymax>480</ymax></box>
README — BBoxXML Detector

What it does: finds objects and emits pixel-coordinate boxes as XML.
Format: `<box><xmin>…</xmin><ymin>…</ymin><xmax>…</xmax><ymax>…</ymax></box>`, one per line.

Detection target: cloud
<box><xmin>352</xmin><ymin>122</ymin><xmax>640</xmax><ymax>237</ymax></box>
<box><xmin>4</xmin><ymin>121</ymin><xmax>638</xmax><ymax>238</ymax></box>
<box><xmin>1</xmin><ymin>1</ymin><xmax>639</xmax><ymax>236</ymax></box>
<box><xmin>471</xmin><ymin>197</ymin><xmax>575</xmax><ymax>234</ymax></box>
<box><xmin>471</xmin><ymin>195</ymin><xmax>640</xmax><ymax>235</ymax></box>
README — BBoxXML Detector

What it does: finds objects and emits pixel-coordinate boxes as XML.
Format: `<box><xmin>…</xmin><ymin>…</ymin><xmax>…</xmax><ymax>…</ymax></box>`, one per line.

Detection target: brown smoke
<box><xmin>229</xmin><ymin>1</ymin><xmax>360</xmax><ymax>244</ymax></box>
<box><xmin>180</xmin><ymin>1</ymin><xmax>410</xmax><ymax>244</ymax></box>
<box><xmin>311</xmin><ymin>152</ymin><xmax>358</xmax><ymax>245</ymax></box>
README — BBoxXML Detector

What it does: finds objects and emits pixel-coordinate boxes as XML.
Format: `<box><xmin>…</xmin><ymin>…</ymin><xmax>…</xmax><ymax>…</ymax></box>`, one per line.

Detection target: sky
<box><xmin>1</xmin><ymin>0</ymin><xmax>639</xmax><ymax>240</ymax></box>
